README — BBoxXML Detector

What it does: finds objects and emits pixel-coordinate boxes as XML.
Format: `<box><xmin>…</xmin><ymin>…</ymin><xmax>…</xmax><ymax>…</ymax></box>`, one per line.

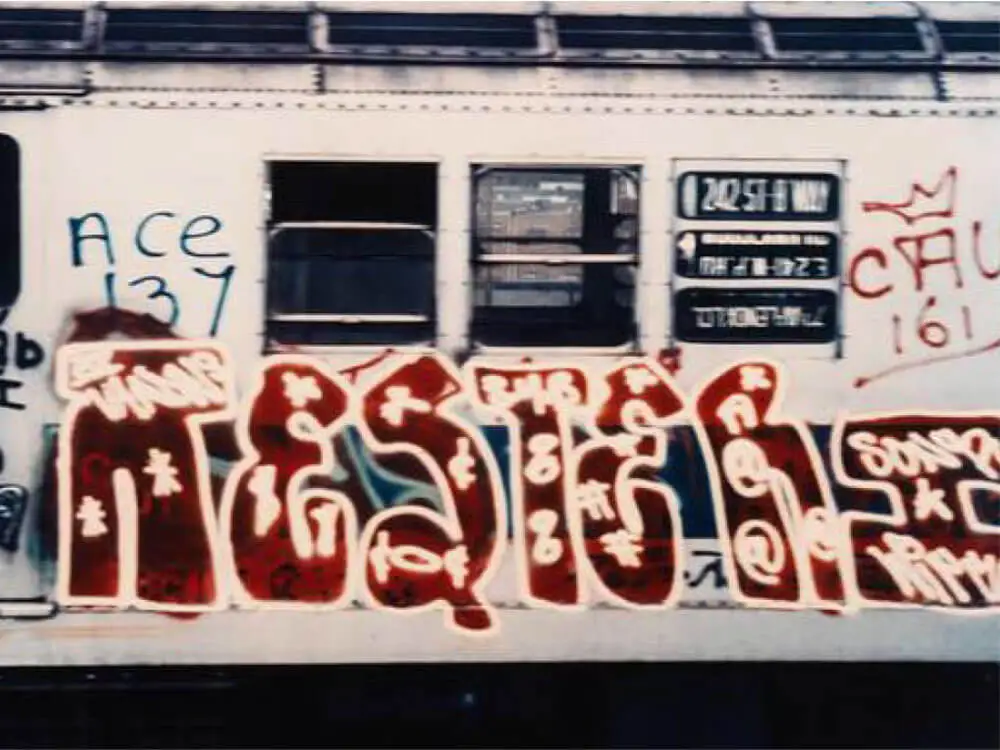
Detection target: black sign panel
<box><xmin>675</xmin><ymin>230</ymin><xmax>838</xmax><ymax>279</ymax></box>
<box><xmin>678</xmin><ymin>171</ymin><xmax>840</xmax><ymax>222</ymax></box>
<box><xmin>674</xmin><ymin>288</ymin><xmax>838</xmax><ymax>344</ymax></box>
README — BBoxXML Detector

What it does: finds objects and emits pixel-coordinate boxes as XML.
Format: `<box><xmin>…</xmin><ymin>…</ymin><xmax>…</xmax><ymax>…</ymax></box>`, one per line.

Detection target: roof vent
<box><xmin>555</xmin><ymin>15</ymin><xmax>757</xmax><ymax>52</ymax></box>
<box><xmin>104</xmin><ymin>9</ymin><xmax>310</xmax><ymax>48</ymax></box>
<box><xmin>936</xmin><ymin>20</ymin><xmax>1000</xmax><ymax>54</ymax></box>
<box><xmin>769</xmin><ymin>17</ymin><xmax>925</xmax><ymax>53</ymax></box>
<box><xmin>0</xmin><ymin>8</ymin><xmax>83</xmax><ymax>43</ymax></box>
<box><xmin>325</xmin><ymin>13</ymin><xmax>538</xmax><ymax>49</ymax></box>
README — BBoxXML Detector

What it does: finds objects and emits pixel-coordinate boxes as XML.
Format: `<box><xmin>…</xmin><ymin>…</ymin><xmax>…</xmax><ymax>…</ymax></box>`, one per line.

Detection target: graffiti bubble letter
<box><xmin>571</xmin><ymin>360</ymin><xmax>687</xmax><ymax>608</ymax></box>
<box><xmin>470</xmin><ymin>364</ymin><xmax>589</xmax><ymax>609</ymax></box>
<box><xmin>220</xmin><ymin>357</ymin><xmax>358</xmax><ymax>608</ymax></box>
<box><xmin>694</xmin><ymin>361</ymin><xmax>847</xmax><ymax>610</ymax></box>
<box><xmin>55</xmin><ymin>340</ymin><xmax>235</xmax><ymax>612</ymax></box>
<box><xmin>834</xmin><ymin>414</ymin><xmax>1000</xmax><ymax>612</ymax></box>
<box><xmin>358</xmin><ymin>354</ymin><xmax>507</xmax><ymax>635</ymax></box>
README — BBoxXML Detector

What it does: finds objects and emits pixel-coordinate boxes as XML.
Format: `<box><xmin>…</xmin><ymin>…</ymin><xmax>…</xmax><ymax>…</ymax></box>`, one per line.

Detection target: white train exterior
<box><xmin>0</xmin><ymin>1</ymin><xmax>997</xmax><ymax>665</ymax></box>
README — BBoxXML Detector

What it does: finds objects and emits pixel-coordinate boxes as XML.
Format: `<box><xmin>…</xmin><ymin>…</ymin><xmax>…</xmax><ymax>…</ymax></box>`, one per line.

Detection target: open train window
<box><xmin>266</xmin><ymin>161</ymin><xmax>437</xmax><ymax>347</ymax></box>
<box><xmin>471</xmin><ymin>166</ymin><xmax>638</xmax><ymax>348</ymax></box>
<box><xmin>0</xmin><ymin>135</ymin><xmax>19</xmax><ymax>308</ymax></box>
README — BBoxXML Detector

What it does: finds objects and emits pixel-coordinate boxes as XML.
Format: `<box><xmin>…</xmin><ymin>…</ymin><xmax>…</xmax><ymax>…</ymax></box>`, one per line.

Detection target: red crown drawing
<box><xmin>861</xmin><ymin>166</ymin><xmax>957</xmax><ymax>225</ymax></box>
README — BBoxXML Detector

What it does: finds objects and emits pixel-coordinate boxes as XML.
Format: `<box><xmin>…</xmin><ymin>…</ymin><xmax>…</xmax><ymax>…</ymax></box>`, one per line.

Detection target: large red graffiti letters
<box><xmin>53</xmin><ymin>341</ymin><xmax>1000</xmax><ymax>630</ymax></box>
<box><xmin>55</xmin><ymin>341</ymin><xmax>234</xmax><ymax>611</ymax></box>
<box><xmin>358</xmin><ymin>355</ymin><xmax>506</xmax><ymax>634</ymax></box>
<box><xmin>220</xmin><ymin>357</ymin><xmax>357</xmax><ymax>607</ymax></box>
<box><xmin>834</xmin><ymin>415</ymin><xmax>1000</xmax><ymax>610</ymax></box>
<box><xmin>694</xmin><ymin>362</ymin><xmax>846</xmax><ymax>609</ymax></box>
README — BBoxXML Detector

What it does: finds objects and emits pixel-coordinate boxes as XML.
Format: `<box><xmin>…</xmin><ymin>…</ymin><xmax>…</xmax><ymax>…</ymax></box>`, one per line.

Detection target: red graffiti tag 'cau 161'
<box><xmin>851</xmin><ymin>167</ymin><xmax>1000</xmax><ymax>387</ymax></box>
<box><xmin>54</xmin><ymin>339</ymin><xmax>1000</xmax><ymax>633</ymax></box>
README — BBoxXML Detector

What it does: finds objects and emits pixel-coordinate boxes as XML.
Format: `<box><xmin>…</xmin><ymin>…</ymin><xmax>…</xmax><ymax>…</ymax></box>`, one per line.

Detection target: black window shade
<box><xmin>104</xmin><ymin>9</ymin><xmax>310</xmax><ymax>47</ymax></box>
<box><xmin>0</xmin><ymin>135</ymin><xmax>19</xmax><ymax>307</ymax></box>
<box><xmin>937</xmin><ymin>21</ymin><xmax>1000</xmax><ymax>54</ymax></box>
<box><xmin>555</xmin><ymin>15</ymin><xmax>757</xmax><ymax>53</ymax></box>
<box><xmin>770</xmin><ymin>17</ymin><xmax>925</xmax><ymax>54</ymax></box>
<box><xmin>0</xmin><ymin>8</ymin><xmax>83</xmax><ymax>42</ymax></box>
<box><xmin>326</xmin><ymin>13</ymin><xmax>537</xmax><ymax>49</ymax></box>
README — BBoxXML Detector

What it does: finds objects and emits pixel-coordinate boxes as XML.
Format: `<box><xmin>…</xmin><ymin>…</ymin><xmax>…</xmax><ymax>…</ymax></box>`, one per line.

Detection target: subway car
<box><xmin>0</xmin><ymin>1</ymin><xmax>996</xmax><ymax>671</ymax></box>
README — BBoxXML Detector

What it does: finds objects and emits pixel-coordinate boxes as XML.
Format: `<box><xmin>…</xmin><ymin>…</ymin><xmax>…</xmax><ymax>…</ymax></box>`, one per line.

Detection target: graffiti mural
<box><xmin>49</xmin><ymin>337</ymin><xmax>1000</xmax><ymax>634</ymax></box>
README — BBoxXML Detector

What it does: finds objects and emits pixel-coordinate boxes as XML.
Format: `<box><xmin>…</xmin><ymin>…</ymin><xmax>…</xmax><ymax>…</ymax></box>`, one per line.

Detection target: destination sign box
<box><xmin>674</xmin><ymin>288</ymin><xmax>838</xmax><ymax>344</ymax></box>
<box><xmin>678</xmin><ymin>171</ymin><xmax>840</xmax><ymax>222</ymax></box>
<box><xmin>675</xmin><ymin>229</ymin><xmax>838</xmax><ymax>280</ymax></box>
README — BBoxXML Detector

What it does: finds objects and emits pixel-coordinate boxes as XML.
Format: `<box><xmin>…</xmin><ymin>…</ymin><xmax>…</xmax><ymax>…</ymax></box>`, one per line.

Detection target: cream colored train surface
<box><xmin>0</xmin><ymin>1</ymin><xmax>997</xmax><ymax>665</ymax></box>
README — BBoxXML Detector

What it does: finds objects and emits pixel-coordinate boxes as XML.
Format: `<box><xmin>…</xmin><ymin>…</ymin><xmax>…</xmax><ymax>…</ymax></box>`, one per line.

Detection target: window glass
<box><xmin>938</xmin><ymin>21</ymin><xmax>1000</xmax><ymax>55</ymax></box>
<box><xmin>266</xmin><ymin>162</ymin><xmax>437</xmax><ymax>347</ymax></box>
<box><xmin>770</xmin><ymin>18</ymin><xmax>925</xmax><ymax>54</ymax></box>
<box><xmin>104</xmin><ymin>9</ymin><xmax>309</xmax><ymax>46</ymax></box>
<box><xmin>326</xmin><ymin>13</ymin><xmax>538</xmax><ymax>49</ymax></box>
<box><xmin>555</xmin><ymin>15</ymin><xmax>757</xmax><ymax>53</ymax></box>
<box><xmin>269</xmin><ymin>232</ymin><xmax>434</xmax><ymax>317</ymax></box>
<box><xmin>472</xmin><ymin>166</ymin><xmax>639</xmax><ymax>347</ymax></box>
<box><xmin>474</xmin><ymin>264</ymin><xmax>584</xmax><ymax>308</ymax></box>
<box><xmin>475</xmin><ymin>172</ymin><xmax>583</xmax><ymax>238</ymax></box>
<box><xmin>0</xmin><ymin>135</ymin><xmax>19</xmax><ymax>308</ymax></box>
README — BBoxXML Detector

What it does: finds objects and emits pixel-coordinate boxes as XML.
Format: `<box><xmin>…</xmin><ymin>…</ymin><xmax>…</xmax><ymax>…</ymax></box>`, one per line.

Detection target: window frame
<box><xmin>262</xmin><ymin>156</ymin><xmax>441</xmax><ymax>353</ymax></box>
<box><xmin>469</xmin><ymin>162</ymin><xmax>642</xmax><ymax>352</ymax></box>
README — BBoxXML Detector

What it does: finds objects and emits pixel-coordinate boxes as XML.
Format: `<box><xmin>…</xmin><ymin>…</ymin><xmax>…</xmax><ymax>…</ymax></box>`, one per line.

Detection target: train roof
<box><xmin>0</xmin><ymin>1</ymin><xmax>994</xmax><ymax>67</ymax></box>
<box><xmin>0</xmin><ymin>2</ymin><xmax>995</xmax><ymax>106</ymax></box>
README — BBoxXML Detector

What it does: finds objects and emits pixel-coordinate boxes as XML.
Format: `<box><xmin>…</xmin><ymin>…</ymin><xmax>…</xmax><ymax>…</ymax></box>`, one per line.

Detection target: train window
<box><xmin>769</xmin><ymin>18</ymin><xmax>925</xmax><ymax>54</ymax></box>
<box><xmin>937</xmin><ymin>21</ymin><xmax>1000</xmax><ymax>55</ymax></box>
<box><xmin>0</xmin><ymin>8</ymin><xmax>83</xmax><ymax>43</ymax></box>
<box><xmin>326</xmin><ymin>13</ymin><xmax>538</xmax><ymax>50</ymax></box>
<box><xmin>471</xmin><ymin>166</ymin><xmax>638</xmax><ymax>348</ymax></box>
<box><xmin>104</xmin><ymin>9</ymin><xmax>309</xmax><ymax>48</ymax></box>
<box><xmin>554</xmin><ymin>16</ymin><xmax>757</xmax><ymax>53</ymax></box>
<box><xmin>0</xmin><ymin>135</ymin><xmax>19</xmax><ymax>308</ymax></box>
<box><xmin>266</xmin><ymin>162</ymin><xmax>437</xmax><ymax>348</ymax></box>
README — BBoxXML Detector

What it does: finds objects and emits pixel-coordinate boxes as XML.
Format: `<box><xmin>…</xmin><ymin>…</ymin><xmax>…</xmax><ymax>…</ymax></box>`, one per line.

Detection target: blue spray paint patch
<box><xmin>0</xmin><ymin>485</ymin><xmax>28</xmax><ymax>553</ymax></box>
<box><xmin>660</xmin><ymin>427</ymin><xmax>717</xmax><ymax>540</ymax></box>
<box><xmin>341</xmin><ymin>427</ymin><xmax>441</xmax><ymax>511</ymax></box>
<box><xmin>482</xmin><ymin>426</ymin><xmax>514</xmax><ymax>536</ymax></box>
